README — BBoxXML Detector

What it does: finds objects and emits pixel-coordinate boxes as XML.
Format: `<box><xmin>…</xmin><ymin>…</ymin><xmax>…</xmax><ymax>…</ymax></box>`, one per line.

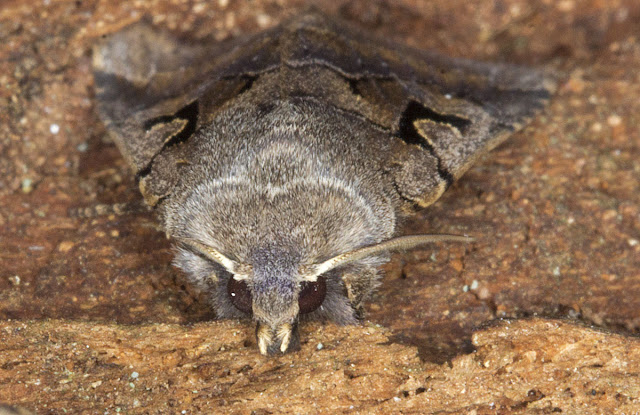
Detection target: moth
<box><xmin>93</xmin><ymin>10</ymin><xmax>553</xmax><ymax>355</ymax></box>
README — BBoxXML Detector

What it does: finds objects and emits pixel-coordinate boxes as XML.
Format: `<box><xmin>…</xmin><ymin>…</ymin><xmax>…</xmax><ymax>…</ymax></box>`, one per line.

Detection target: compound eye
<box><xmin>227</xmin><ymin>277</ymin><xmax>253</xmax><ymax>314</ymax></box>
<box><xmin>298</xmin><ymin>276</ymin><xmax>327</xmax><ymax>314</ymax></box>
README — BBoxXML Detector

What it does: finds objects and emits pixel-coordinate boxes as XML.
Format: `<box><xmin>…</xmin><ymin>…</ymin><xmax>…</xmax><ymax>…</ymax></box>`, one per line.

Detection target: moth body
<box><xmin>93</xmin><ymin>10</ymin><xmax>553</xmax><ymax>354</ymax></box>
<box><xmin>166</xmin><ymin>100</ymin><xmax>397</xmax><ymax>352</ymax></box>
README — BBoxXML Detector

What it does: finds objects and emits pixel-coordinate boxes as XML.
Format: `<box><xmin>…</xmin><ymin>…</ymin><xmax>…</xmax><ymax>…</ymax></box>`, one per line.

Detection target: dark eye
<box><xmin>298</xmin><ymin>276</ymin><xmax>327</xmax><ymax>314</ymax></box>
<box><xmin>227</xmin><ymin>277</ymin><xmax>253</xmax><ymax>314</ymax></box>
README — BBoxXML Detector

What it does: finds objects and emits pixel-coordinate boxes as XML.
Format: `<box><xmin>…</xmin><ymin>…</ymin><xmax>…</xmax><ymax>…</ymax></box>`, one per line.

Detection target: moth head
<box><xmin>168</xmin><ymin>156</ymin><xmax>472</xmax><ymax>355</ymax></box>
<box><xmin>179</xmin><ymin>233</ymin><xmax>473</xmax><ymax>355</ymax></box>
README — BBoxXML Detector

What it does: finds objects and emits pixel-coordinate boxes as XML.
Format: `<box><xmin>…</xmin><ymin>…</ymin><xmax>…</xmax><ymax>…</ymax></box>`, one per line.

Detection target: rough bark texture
<box><xmin>1</xmin><ymin>0</ymin><xmax>639</xmax><ymax>413</ymax></box>
<box><xmin>1</xmin><ymin>319</ymin><xmax>639</xmax><ymax>414</ymax></box>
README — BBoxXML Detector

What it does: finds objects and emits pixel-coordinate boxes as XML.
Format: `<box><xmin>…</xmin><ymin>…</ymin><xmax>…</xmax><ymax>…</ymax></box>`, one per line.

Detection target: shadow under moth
<box><xmin>93</xmin><ymin>10</ymin><xmax>554</xmax><ymax>355</ymax></box>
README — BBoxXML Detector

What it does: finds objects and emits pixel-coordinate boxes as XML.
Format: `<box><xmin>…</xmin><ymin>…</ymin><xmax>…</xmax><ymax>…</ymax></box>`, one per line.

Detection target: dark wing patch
<box><xmin>93</xmin><ymin>22</ymin><xmax>283</xmax><ymax>205</ymax></box>
<box><xmin>397</xmin><ymin>100</ymin><xmax>475</xmax><ymax>186</ymax></box>
<box><xmin>275</xmin><ymin>11</ymin><xmax>554</xmax><ymax>206</ymax></box>
<box><xmin>134</xmin><ymin>100</ymin><xmax>199</xmax><ymax>180</ymax></box>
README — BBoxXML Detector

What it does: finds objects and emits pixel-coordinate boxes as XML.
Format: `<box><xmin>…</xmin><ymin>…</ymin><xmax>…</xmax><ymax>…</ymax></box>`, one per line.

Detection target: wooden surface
<box><xmin>1</xmin><ymin>0</ymin><xmax>639</xmax><ymax>413</ymax></box>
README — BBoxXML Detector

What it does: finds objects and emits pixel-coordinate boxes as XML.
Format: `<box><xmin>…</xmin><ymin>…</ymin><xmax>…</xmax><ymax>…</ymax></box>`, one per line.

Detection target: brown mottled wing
<box><xmin>93</xmin><ymin>20</ymin><xmax>283</xmax><ymax>205</ymax></box>
<box><xmin>94</xmin><ymin>11</ymin><xmax>554</xmax><ymax>208</ymax></box>
<box><xmin>280</xmin><ymin>12</ymin><xmax>555</xmax><ymax>207</ymax></box>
